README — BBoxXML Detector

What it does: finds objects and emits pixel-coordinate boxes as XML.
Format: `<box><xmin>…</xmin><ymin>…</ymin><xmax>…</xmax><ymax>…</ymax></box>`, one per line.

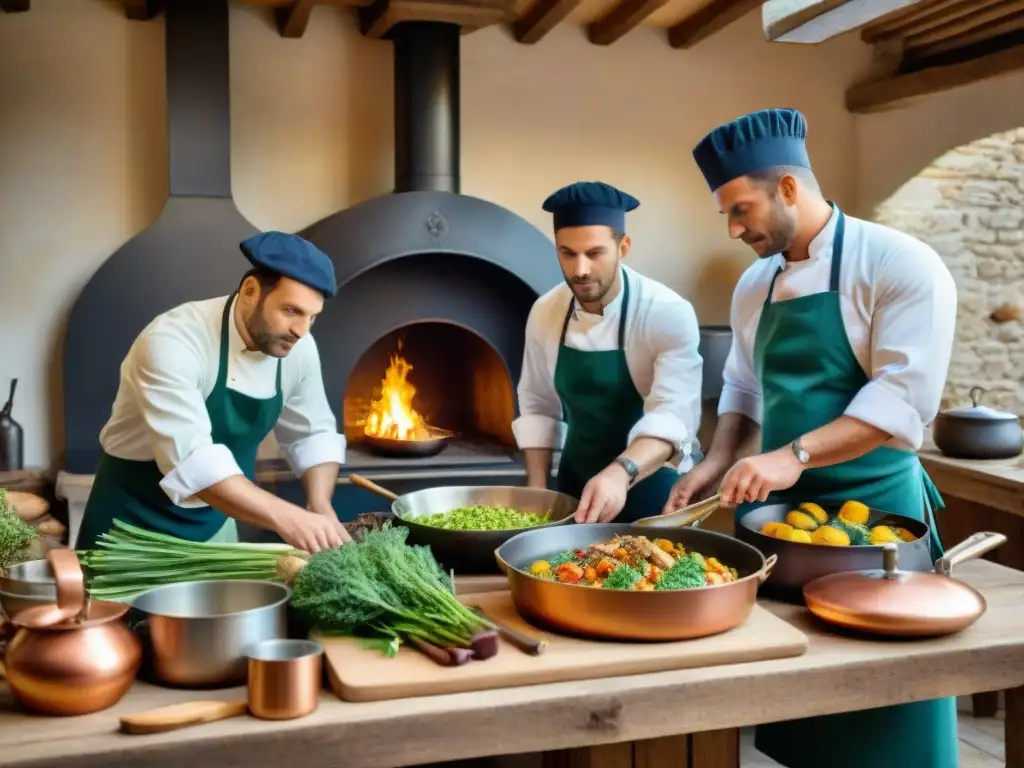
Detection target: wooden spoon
<box><xmin>120</xmin><ymin>700</ymin><xmax>250</xmax><ymax>734</ymax></box>
<box><xmin>348</xmin><ymin>474</ymin><xmax>399</xmax><ymax>502</ymax></box>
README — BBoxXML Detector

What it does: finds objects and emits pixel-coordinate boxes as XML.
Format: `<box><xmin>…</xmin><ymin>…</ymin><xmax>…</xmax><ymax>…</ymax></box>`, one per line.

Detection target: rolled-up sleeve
<box><xmin>844</xmin><ymin>242</ymin><xmax>957</xmax><ymax>450</ymax></box>
<box><xmin>626</xmin><ymin>297</ymin><xmax>702</xmax><ymax>460</ymax></box>
<box><xmin>127</xmin><ymin>330</ymin><xmax>245</xmax><ymax>506</ymax></box>
<box><xmin>718</xmin><ymin>278</ymin><xmax>763</xmax><ymax>424</ymax></box>
<box><xmin>274</xmin><ymin>335</ymin><xmax>346</xmax><ymax>477</ymax></box>
<box><xmin>512</xmin><ymin>304</ymin><xmax>566</xmax><ymax>450</ymax></box>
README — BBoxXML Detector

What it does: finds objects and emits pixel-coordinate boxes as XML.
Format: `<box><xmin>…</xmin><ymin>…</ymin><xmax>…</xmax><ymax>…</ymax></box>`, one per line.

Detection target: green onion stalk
<box><xmin>77</xmin><ymin>519</ymin><xmax>307</xmax><ymax>601</ymax></box>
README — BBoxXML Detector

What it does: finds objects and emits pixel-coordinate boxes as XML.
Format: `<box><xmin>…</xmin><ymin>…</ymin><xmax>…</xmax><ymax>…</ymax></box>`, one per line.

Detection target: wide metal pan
<box><xmin>349</xmin><ymin>474</ymin><xmax>578</xmax><ymax>574</ymax></box>
<box><xmin>495</xmin><ymin>522</ymin><xmax>777</xmax><ymax>641</ymax></box>
<box><xmin>735</xmin><ymin>502</ymin><xmax>933</xmax><ymax>604</ymax></box>
<box><xmin>362</xmin><ymin>427</ymin><xmax>454</xmax><ymax>459</ymax></box>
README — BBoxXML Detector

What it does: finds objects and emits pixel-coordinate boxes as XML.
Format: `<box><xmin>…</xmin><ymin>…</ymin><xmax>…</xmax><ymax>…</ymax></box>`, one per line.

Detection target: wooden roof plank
<box><xmin>764</xmin><ymin>0</ymin><xmax>930</xmax><ymax>44</ymax></box>
<box><xmin>913</xmin><ymin>12</ymin><xmax>1024</xmax><ymax>58</ymax></box>
<box><xmin>513</xmin><ymin>0</ymin><xmax>584</xmax><ymax>43</ymax></box>
<box><xmin>846</xmin><ymin>40</ymin><xmax>1024</xmax><ymax>112</ymax></box>
<box><xmin>587</xmin><ymin>0</ymin><xmax>673</xmax><ymax>45</ymax></box>
<box><xmin>905</xmin><ymin>0</ymin><xmax>1024</xmax><ymax>50</ymax></box>
<box><xmin>668</xmin><ymin>0</ymin><xmax>764</xmax><ymax>49</ymax></box>
<box><xmin>860</xmin><ymin>0</ymin><xmax>950</xmax><ymax>41</ymax></box>
<box><xmin>898</xmin><ymin>0</ymin><xmax>1014</xmax><ymax>42</ymax></box>
<box><xmin>275</xmin><ymin>0</ymin><xmax>316</xmax><ymax>37</ymax></box>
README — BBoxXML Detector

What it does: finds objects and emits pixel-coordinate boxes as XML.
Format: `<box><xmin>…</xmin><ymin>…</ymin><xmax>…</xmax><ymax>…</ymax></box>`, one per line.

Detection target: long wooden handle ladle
<box><xmin>349</xmin><ymin>473</ymin><xmax>399</xmax><ymax>502</ymax></box>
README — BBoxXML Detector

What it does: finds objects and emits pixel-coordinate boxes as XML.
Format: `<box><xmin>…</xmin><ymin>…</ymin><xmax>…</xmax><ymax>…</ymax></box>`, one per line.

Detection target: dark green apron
<box><xmin>76</xmin><ymin>293</ymin><xmax>284</xmax><ymax>549</ymax></box>
<box><xmin>738</xmin><ymin>208</ymin><xmax>957</xmax><ymax>768</ymax></box>
<box><xmin>553</xmin><ymin>269</ymin><xmax>680</xmax><ymax>523</ymax></box>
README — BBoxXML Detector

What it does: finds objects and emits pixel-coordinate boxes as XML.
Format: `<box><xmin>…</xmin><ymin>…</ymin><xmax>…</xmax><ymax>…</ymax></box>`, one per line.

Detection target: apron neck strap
<box><xmin>763</xmin><ymin>204</ymin><xmax>846</xmax><ymax>306</ymax></box>
<box><xmin>220</xmin><ymin>292</ymin><xmax>283</xmax><ymax>393</ymax></box>
<box><xmin>559</xmin><ymin>268</ymin><xmax>631</xmax><ymax>349</ymax></box>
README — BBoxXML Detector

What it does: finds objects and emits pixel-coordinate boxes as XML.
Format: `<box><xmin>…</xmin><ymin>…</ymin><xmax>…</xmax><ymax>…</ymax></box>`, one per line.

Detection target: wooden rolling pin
<box><xmin>120</xmin><ymin>700</ymin><xmax>249</xmax><ymax>734</ymax></box>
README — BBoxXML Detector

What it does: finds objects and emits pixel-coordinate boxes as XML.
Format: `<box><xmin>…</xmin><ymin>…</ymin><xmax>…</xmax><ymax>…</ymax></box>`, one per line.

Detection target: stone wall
<box><xmin>873</xmin><ymin>128</ymin><xmax>1024</xmax><ymax>415</ymax></box>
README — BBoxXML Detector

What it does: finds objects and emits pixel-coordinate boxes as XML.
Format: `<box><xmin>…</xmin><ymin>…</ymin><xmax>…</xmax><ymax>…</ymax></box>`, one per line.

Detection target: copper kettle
<box><xmin>3</xmin><ymin>548</ymin><xmax>141</xmax><ymax>716</ymax></box>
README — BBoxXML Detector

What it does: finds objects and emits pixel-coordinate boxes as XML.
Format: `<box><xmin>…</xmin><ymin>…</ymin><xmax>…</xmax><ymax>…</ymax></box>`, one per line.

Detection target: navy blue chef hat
<box><xmin>239</xmin><ymin>231</ymin><xmax>337</xmax><ymax>298</ymax></box>
<box><xmin>542</xmin><ymin>181</ymin><xmax>640</xmax><ymax>232</ymax></box>
<box><xmin>692</xmin><ymin>108</ymin><xmax>811</xmax><ymax>193</ymax></box>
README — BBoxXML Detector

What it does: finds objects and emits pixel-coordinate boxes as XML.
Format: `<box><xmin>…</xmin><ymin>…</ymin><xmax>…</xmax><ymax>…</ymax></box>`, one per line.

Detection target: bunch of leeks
<box><xmin>77</xmin><ymin>519</ymin><xmax>306</xmax><ymax>601</ymax></box>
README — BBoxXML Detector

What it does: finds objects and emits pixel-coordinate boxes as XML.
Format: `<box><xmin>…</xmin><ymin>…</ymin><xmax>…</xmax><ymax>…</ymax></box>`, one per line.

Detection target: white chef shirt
<box><xmin>512</xmin><ymin>264</ymin><xmax>703</xmax><ymax>472</ymax></box>
<box><xmin>99</xmin><ymin>294</ymin><xmax>346</xmax><ymax>507</ymax></box>
<box><xmin>719</xmin><ymin>207</ymin><xmax>957</xmax><ymax>452</ymax></box>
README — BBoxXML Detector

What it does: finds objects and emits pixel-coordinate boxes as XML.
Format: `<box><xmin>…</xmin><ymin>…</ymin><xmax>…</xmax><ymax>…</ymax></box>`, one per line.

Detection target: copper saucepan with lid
<box><xmin>802</xmin><ymin>531</ymin><xmax>1007</xmax><ymax>637</ymax></box>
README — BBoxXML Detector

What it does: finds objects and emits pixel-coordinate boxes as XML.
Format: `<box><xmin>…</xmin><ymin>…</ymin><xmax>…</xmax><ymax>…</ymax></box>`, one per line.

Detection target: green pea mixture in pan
<box><xmin>416</xmin><ymin>504</ymin><xmax>553</xmax><ymax>531</ymax></box>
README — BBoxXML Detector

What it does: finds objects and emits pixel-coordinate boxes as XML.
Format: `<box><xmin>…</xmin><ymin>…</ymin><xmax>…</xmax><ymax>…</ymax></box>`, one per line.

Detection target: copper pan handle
<box><xmin>49</xmin><ymin>548</ymin><xmax>87</xmax><ymax>618</ymax></box>
<box><xmin>935</xmin><ymin>531</ymin><xmax>1007</xmax><ymax>576</ymax></box>
<box><xmin>348</xmin><ymin>473</ymin><xmax>400</xmax><ymax>502</ymax></box>
<box><xmin>757</xmin><ymin>554</ymin><xmax>778</xmax><ymax>584</ymax></box>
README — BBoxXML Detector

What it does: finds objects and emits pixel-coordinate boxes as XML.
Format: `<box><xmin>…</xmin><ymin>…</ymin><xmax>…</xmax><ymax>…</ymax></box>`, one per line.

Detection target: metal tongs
<box><xmin>632</xmin><ymin>493</ymin><xmax>722</xmax><ymax>529</ymax></box>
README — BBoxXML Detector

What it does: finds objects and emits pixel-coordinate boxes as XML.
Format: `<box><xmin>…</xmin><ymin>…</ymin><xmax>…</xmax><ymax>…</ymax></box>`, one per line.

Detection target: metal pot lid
<box><xmin>940</xmin><ymin>387</ymin><xmax>1019</xmax><ymax>422</ymax></box>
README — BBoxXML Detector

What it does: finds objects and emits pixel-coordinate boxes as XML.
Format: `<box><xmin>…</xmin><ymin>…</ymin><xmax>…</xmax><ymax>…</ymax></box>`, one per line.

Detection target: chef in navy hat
<box><xmin>77</xmin><ymin>231</ymin><xmax>350</xmax><ymax>554</ymax></box>
<box><xmin>671</xmin><ymin>109</ymin><xmax>958</xmax><ymax>768</ymax></box>
<box><xmin>512</xmin><ymin>181</ymin><xmax>703</xmax><ymax>525</ymax></box>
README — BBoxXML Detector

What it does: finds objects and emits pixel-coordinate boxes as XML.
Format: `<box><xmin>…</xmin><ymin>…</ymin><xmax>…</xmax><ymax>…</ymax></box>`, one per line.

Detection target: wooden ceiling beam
<box><xmin>905</xmin><ymin>0</ymin><xmax>1024</xmax><ymax>52</ymax></box>
<box><xmin>587</xmin><ymin>0</ymin><xmax>672</xmax><ymax>45</ymax></box>
<box><xmin>912</xmin><ymin>12</ymin><xmax>1024</xmax><ymax>58</ymax></box>
<box><xmin>275</xmin><ymin>0</ymin><xmax>316</xmax><ymax>37</ymax></box>
<box><xmin>763</xmin><ymin>0</ymin><xmax>931</xmax><ymax>44</ymax></box>
<box><xmin>668</xmin><ymin>0</ymin><xmax>763</xmax><ymax>49</ymax></box>
<box><xmin>360</xmin><ymin>0</ymin><xmax>509</xmax><ymax>39</ymax></box>
<box><xmin>120</xmin><ymin>0</ymin><xmax>163</xmax><ymax>21</ymax></box>
<box><xmin>846</xmin><ymin>40</ymin><xmax>1024</xmax><ymax>112</ymax></box>
<box><xmin>513</xmin><ymin>0</ymin><xmax>583</xmax><ymax>44</ymax></box>
<box><xmin>1</xmin><ymin>0</ymin><xmax>30</xmax><ymax>11</ymax></box>
<box><xmin>860</xmin><ymin>0</ymin><xmax>948</xmax><ymax>41</ymax></box>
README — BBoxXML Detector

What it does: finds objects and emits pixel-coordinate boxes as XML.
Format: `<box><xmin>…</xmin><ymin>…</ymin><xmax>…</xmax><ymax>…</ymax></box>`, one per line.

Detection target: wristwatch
<box><xmin>791</xmin><ymin>437</ymin><xmax>810</xmax><ymax>465</ymax></box>
<box><xmin>614</xmin><ymin>456</ymin><xmax>640</xmax><ymax>486</ymax></box>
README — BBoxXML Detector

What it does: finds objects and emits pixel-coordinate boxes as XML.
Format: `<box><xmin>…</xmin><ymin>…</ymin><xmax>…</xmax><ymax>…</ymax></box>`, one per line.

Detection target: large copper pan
<box><xmin>803</xmin><ymin>531</ymin><xmax>1006</xmax><ymax>637</ymax></box>
<box><xmin>495</xmin><ymin>523</ymin><xmax>776</xmax><ymax>641</ymax></box>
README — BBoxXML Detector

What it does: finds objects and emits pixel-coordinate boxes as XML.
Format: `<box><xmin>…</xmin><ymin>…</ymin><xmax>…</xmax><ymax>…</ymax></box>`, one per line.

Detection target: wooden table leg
<box><xmin>542</xmin><ymin>743</ymin><xmax>633</xmax><ymax>768</ymax></box>
<box><xmin>690</xmin><ymin>729</ymin><xmax>740</xmax><ymax>768</ymax></box>
<box><xmin>1008</xmin><ymin>686</ymin><xmax>1024</xmax><ymax>768</ymax></box>
<box><xmin>973</xmin><ymin>691</ymin><xmax>999</xmax><ymax>718</ymax></box>
<box><xmin>634</xmin><ymin>736</ymin><xmax>688</xmax><ymax>768</ymax></box>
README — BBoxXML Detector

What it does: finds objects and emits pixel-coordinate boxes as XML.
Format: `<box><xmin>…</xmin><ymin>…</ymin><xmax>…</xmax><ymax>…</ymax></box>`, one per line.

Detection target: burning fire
<box><xmin>364</xmin><ymin>348</ymin><xmax>432</xmax><ymax>441</ymax></box>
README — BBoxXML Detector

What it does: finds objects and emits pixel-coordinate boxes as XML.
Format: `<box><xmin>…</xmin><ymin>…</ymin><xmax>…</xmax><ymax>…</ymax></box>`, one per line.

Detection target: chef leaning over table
<box><xmin>75</xmin><ymin>232</ymin><xmax>351</xmax><ymax>554</ymax></box>
<box><xmin>666</xmin><ymin>108</ymin><xmax>958</xmax><ymax>768</ymax></box>
<box><xmin>513</xmin><ymin>181</ymin><xmax>703</xmax><ymax>524</ymax></box>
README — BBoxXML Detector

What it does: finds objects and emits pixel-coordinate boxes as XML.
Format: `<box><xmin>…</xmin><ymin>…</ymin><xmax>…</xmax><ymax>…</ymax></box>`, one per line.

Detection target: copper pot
<box><xmin>3</xmin><ymin>549</ymin><xmax>141</xmax><ymax>716</ymax></box>
<box><xmin>802</xmin><ymin>531</ymin><xmax>1007</xmax><ymax>637</ymax></box>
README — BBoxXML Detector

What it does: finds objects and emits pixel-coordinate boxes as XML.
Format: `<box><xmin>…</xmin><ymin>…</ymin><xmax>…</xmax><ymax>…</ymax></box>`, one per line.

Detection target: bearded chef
<box><xmin>75</xmin><ymin>231</ymin><xmax>350</xmax><ymax>554</ymax></box>
<box><xmin>513</xmin><ymin>181</ymin><xmax>703</xmax><ymax>524</ymax></box>
<box><xmin>666</xmin><ymin>108</ymin><xmax>958</xmax><ymax>768</ymax></box>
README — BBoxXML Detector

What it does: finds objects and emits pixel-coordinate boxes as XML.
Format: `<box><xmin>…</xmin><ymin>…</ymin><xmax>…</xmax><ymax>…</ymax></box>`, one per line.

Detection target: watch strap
<box><xmin>614</xmin><ymin>456</ymin><xmax>640</xmax><ymax>486</ymax></box>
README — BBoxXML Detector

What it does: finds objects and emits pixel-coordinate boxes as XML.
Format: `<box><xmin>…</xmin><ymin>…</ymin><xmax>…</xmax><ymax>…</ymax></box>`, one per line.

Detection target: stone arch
<box><xmin>873</xmin><ymin>128</ymin><xmax>1024</xmax><ymax>414</ymax></box>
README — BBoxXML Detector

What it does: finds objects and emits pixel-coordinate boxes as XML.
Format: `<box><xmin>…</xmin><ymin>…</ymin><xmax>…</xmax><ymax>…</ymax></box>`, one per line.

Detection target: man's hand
<box><xmin>308</xmin><ymin>502</ymin><xmax>353</xmax><ymax>545</ymax></box>
<box><xmin>718</xmin><ymin>447</ymin><xmax>804</xmax><ymax>507</ymax></box>
<box><xmin>276</xmin><ymin>508</ymin><xmax>349</xmax><ymax>553</ymax></box>
<box><xmin>575</xmin><ymin>463</ymin><xmax>630</xmax><ymax>523</ymax></box>
<box><xmin>661</xmin><ymin>457</ymin><xmax>728</xmax><ymax>515</ymax></box>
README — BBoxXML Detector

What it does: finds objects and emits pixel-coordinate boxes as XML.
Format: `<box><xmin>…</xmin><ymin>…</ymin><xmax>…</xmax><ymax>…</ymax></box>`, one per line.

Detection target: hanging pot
<box><xmin>802</xmin><ymin>531</ymin><xmax>1006</xmax><ymax>637</ymax></box>
<box><xmin>932</xmin><ymin>386</ymin><xmax>1023</xmax><ymax>460</ymax></box>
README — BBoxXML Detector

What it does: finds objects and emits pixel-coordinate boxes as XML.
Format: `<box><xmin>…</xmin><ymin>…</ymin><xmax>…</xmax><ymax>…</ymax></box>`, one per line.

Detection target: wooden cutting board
<box><xmin>317</xmin><ymin>591</ymin><xmax>809</xmax><ymax>702</ymax></box>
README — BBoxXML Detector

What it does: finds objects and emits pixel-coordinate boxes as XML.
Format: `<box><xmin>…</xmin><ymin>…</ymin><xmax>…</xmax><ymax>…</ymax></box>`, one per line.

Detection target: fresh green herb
<box><xmin>655</xmin><ymin>553</ymin><xmax>707</xmax><ymax>590</ymax></box>
<box><xmin>603</xmin><ymin>563</ymin><xmax>643</xmax><ymax>590</ymax></box>
<box><xmin>416</xmin><ymin>505</ymin><xmax>552</xmax><ymax>531</ymax></box>
<box><xmin>548</xmin><ymin>550</ymin><xmax>579</xmax><ymax>568</ymax></box>
<box><xmin>290</xmin><ymin>523</ymin><xmax>492</xmax><ymax>652</ymax></box>
<box><xmin>0</xmin><ymin>488</ymin><xmax>39</xmax><ymax>574</ymax></box>
<box><xmin>830</xmin><ymin>519</ymin><xmax>870</xmax><ymax>545</ymax></box>
<box><xmin>77</xmin><ymin>519</ymin><xmax>306</xmax><ymax>600</ymax></box>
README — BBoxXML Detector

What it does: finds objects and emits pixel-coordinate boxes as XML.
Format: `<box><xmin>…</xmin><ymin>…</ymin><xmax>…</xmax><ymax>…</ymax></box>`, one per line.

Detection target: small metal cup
<box><xmin>245</xmin><ymin>639</ymin><xmax>323</xmax><ymax>720</ymax></box>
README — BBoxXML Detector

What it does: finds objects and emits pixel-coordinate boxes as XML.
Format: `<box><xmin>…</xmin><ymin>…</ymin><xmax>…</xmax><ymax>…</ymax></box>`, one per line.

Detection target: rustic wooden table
<box><xmin>1</xmin><ymin>561</ymin><xmax>1023</xmax><ymax>768</ymax></box>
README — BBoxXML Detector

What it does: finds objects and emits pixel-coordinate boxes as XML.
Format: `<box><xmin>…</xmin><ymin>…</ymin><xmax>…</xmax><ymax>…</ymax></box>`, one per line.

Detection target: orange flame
<box><xmin>363</xmin><ymin>352</ymin><xmax>431</xmax><ymax>441</ymax></box>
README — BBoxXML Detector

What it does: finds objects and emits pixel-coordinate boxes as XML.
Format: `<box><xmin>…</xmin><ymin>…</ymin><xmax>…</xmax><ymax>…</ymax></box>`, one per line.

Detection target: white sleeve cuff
<box><xmin>627</xmin><ymin>413</ymin><xmax>690</xmax><ymax>462</ymax></box>
<box><xmin>159</xmin><ymin>443</ymin><xmax>244</xmax><ymax>506</ymax></box>
<box><xmin>512</xmin><ymin>415</ymin><xmax>567</xmax><ymax>450</ymax></box>
<box><xmin>280</xmin><ymin>432</ymin><xmax>346</xmax><ymax>477</ymax></box>
<box><xmin>844</xmin><ymin>381</ymin><xmax>925</xmax><ymax>449</ymax></box>
<box><xmin>717</xmin><ymin>385</ymin><xmax>763</xmax><ymax>424</ymax></box>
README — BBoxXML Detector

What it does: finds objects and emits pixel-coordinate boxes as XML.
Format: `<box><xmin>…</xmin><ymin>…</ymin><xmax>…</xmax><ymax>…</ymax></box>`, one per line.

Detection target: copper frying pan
<box><xmin>802</xmin><ymin>531</ymin><xmax>1007</xmax><ymax>637</ymax></box>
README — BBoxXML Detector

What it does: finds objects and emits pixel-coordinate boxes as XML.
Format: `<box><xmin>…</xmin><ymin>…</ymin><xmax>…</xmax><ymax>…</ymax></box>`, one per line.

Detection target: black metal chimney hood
<box><xmin>63</xmin><ymin>0</ymin><xmax>258</xmax><ymax>474</ymax></box>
